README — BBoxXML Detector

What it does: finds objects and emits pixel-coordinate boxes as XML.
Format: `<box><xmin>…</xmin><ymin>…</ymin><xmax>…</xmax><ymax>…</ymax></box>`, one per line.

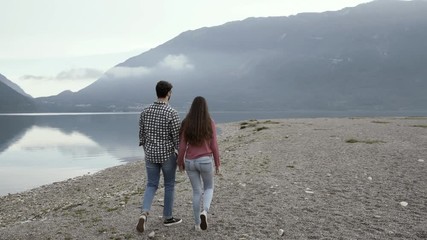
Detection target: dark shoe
<box><xmin>163</xmin><ymin>217</ymin><xmax>182</xmax><ymax>226</ymax></box>
<box><xmin>136</xmin><ymin>214</ymin><xmax>147</xmax><ymax>233</ymax></box>
<box><xmin>200</xmin><ymin>211</ymin><xmax>208</xmax><ymax>230</ymax></box>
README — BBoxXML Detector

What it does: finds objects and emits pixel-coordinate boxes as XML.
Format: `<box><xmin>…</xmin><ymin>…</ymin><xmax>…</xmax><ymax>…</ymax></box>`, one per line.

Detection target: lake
<box><xmin>1</xmin><ymin>110</ymin><xmax>425</xmax><ymax>196</ymax></box>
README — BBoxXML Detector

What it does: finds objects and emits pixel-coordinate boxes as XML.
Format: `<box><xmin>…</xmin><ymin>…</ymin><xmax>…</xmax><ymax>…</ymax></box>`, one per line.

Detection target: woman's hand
<box><xmin>178</xmin><ymin>164</ymin><xmax>185</xmax><ymax>173</ymax></box>
<box><xmin>215</xmin><ymin>166</ymin><xmax>221</xmax><ymax>175</ymax></box>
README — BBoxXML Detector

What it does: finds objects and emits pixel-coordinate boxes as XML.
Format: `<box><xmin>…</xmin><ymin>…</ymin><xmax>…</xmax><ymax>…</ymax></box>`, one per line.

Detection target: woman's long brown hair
<box><xmin>181</xmin><ymin>96</ymin><xmax>212</xmax><ymax>146</ymax></box>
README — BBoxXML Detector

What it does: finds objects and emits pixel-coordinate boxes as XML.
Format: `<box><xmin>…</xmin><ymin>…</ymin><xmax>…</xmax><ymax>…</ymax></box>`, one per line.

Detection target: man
<box><xmin>136</xmin><ymin>80</ymin><xmax>182</xmax><ymax>233</ymax></box>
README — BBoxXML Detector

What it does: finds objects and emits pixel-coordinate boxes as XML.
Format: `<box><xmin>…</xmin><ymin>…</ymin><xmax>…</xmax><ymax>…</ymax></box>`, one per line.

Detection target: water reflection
<box><xmin>0</xmin><ymin>113</ymin><xmax>143</xmax><ymax>196</ymax></box>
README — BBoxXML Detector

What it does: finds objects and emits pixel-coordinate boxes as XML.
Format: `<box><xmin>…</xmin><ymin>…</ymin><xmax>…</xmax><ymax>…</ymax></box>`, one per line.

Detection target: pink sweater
<box><xmin>177</xmin><ymin>120</ymin><xmax>220</xmax><ymax>168</ymax></box>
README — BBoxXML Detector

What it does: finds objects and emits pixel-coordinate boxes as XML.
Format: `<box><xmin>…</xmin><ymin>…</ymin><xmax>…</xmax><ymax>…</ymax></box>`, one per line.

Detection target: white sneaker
<box><xmin>194</xmin><ymin>225</ymin><xmax>201</xmax><ymax>231</ymax></box>
<box><xmin>136</xmin><ymin>214</ymin><xmax>147</xmax><ymax>233</ymax></box>
<box><xmin>200</xmin><ymin>210</ymin><xmax>208</xmax><ymax>230</ymax></box>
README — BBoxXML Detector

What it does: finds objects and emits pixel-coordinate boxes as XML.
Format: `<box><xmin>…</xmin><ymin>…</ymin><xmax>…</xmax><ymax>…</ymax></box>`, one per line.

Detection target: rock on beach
<box><xmin>1</xmin><ymin>117</ymin><xmax>426</xmax><ymax>239</ymax></box>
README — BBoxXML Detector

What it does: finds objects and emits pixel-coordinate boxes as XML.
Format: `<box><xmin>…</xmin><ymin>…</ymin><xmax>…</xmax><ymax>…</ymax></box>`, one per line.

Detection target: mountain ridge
<box><xmin>3</xmin><ymin>0</ymin><xmax>427</xmax><ymax>113</ymax></box>
<box><xmin>0</xmin><ymin>74</ymin><xmax>35</xmax><ymax>113</ymax></box>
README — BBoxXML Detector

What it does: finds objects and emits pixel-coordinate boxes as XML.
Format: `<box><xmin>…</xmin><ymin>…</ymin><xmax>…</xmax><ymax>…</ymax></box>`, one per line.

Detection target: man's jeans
<box><xmin>185</xmin><ymin>156</ymin><xmax>214</xmax><ymax>225</ymax></box>
<box><xmin>141</xmin><ymin>154</ymin><xmax>177</xmax><ymax>219</ymax></box>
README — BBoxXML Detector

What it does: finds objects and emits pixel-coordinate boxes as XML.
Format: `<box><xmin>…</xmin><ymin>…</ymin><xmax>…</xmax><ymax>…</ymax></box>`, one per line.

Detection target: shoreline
<box><xmin>1</xmin><ymin>117</ymin><xmax>426</xmax><ymax>239</ymax></box>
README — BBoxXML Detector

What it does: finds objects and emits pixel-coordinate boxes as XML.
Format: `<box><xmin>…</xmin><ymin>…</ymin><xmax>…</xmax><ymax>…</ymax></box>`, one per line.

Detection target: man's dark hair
<box><xmin>156</xmin><ymin>80</ymin><xmax>173</xmax><ymax>98</ymax></box>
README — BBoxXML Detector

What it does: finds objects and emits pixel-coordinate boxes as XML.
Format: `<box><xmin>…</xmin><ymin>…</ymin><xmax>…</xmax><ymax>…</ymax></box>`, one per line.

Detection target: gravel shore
<box><xmin>1</xmin><ymin>117</ymin><xmax>426</xmax><ymax>240</ymax></box>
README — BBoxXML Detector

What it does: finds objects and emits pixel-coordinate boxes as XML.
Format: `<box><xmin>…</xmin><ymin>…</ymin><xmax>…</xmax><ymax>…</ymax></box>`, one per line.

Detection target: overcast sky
<box><xmin>0</xmin><ymin>0</ymin><xmax>373</xmax><ymax>97</ymax></box>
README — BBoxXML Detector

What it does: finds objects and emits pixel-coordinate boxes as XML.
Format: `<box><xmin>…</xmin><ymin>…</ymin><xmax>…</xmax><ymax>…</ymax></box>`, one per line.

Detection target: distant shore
<box><xmin>1</xmin><ymin>117</ymin><xmax>426</xmax><ymax>239</ymax></box>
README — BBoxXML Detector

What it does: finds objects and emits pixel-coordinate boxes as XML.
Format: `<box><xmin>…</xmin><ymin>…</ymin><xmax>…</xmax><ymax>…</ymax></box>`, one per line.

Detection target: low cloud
<box><xmin>107</xmin><ymin>54</ymin><xmax>194</xmax><ymax>78</ymax></box>
<box><xmin>158</xmin><ymin>54</ymin><xmax>194</xmax><ymax>71</ymax></box>
<box><xmin>20</xmin><ymin>68</ymin><xmax>104</xmax><ymax>81</ymax></box>
<box><xmin>56</xmin><ymin>68</ymin><xmax>104</xmax><ymax>80</ymax></box>
<box><xmin>20</xmin><ymin>75</ymin><xmax>46</xmax><ymax>80</ymax></box>
<box><xmin>106</xmin><ymin>66</ymin><xmax>151</xmax><ymax>78</ymax></box>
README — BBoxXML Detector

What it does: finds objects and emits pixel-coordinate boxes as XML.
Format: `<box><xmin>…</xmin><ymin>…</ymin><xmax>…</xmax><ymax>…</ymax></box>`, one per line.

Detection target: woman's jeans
<box><xmin>141</xmin><ymin>154</ymin><xmax>177</xmax><ymax>219</ymax></box>
<box><xmin>185</xmin><ymin>156</ymin><xmax>214</xmax><ymax>225</ymax></box>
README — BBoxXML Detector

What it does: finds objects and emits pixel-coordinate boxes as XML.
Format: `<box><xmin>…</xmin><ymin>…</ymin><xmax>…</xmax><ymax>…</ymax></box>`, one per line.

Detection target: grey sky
<box><xmin>0</xmin><ymin>0</ymin><xmax>373</xmax><ymax>97</ymax></box>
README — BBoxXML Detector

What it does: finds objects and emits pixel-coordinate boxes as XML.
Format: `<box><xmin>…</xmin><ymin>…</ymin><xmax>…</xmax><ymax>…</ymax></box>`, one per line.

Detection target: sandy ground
<box><xmin>0</xmin><ymin>117</ymin><xmax>426</xmax><ymax>240</ymax></box>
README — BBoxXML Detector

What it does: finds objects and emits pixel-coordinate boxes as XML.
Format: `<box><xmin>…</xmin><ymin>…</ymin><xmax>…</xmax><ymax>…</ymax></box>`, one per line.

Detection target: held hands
<box><xmin>178</xmin><ymin>164</ymin><xmax>185</xmax><ymax>173</ymax></box>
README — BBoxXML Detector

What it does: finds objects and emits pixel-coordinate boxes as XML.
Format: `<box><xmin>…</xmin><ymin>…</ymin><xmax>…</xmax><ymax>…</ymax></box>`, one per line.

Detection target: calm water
<box><xmin>1</xmin><ymin>110</ymin><xmax>425</xmax><ymax>196</ymax></box>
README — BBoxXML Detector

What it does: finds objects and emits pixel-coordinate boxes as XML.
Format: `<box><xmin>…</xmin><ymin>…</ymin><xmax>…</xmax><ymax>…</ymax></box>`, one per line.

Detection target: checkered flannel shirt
<box><xmin>139</xmin><ymin>101</ymin><xmax>180</xmax><ymax>163</ymax></box>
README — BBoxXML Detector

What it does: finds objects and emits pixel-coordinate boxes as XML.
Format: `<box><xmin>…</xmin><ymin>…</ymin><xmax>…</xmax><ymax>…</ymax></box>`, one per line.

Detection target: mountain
<box><xmin>39</xmin><ymin>0</ymin><xmax>427</xmax><ymax>113</ymax></box>
<box><xmin>0</xmin><ymin>74</ymin><xmax>32</xmax><ymax>98</ymax></box>
<box><xmin>0</xmin><ymin>74</ymin><xmax>36</xmax><ymax>113</ymax></box>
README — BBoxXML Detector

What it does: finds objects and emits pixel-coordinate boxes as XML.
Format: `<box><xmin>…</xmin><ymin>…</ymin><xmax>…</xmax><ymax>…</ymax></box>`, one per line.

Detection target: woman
<box><xmin>177</xmin><ymin>96</ymin><xmax>221</xmax><ymax>231</ymax></box>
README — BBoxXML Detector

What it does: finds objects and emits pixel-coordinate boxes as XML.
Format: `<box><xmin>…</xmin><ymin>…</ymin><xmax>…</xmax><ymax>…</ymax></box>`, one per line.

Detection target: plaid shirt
<box><xmin>139</xmin><ymin>101</ymin><xmax>180</xmax><ymax>163</ymax></box>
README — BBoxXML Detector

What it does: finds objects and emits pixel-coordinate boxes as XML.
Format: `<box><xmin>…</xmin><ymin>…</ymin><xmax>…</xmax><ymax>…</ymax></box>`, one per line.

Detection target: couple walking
<box><xmin>136</xmin><ymin>80</ymin><xmax>221</xmax><ymax>233</ymax></box>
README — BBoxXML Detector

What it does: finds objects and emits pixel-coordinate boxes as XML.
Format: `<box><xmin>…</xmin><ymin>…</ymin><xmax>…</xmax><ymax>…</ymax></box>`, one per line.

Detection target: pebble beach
<box><xmin>1</xmin><ymin>117</ymin><xmax>426</xmax><ymax>239</ymax></box>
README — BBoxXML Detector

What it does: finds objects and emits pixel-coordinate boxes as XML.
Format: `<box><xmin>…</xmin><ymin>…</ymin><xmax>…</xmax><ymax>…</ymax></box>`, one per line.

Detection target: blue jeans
<box><xmin>141</xmin><ymin>154</ymin><xmax>177</xmax><ymax>219</ymax></box>
<box><xmin>185</xmin><ymin>156</ymin><xmax>214</xmax><ymax>225</ymax></box>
